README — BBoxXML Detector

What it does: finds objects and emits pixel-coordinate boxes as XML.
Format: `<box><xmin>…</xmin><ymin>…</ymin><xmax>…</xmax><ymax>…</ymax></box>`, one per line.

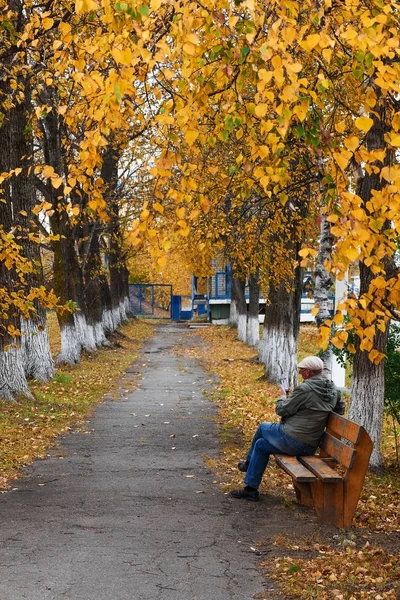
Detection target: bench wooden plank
<box><xmin>326</xmin><ymin>413</ymin><xmax>361</xmax><ymax>445</ymax></box>
<box><xmin>320</xmin><ymin>432</ymin><xmax>356</xmax><ymax>468</ymax></box>
<box><xmin>298</xmin><ymin>456</ymin><xmax>343</xmax><ymax>482</ymax></box>
<box><xmin>274</xmin><ymin>455</ymin><xmax>317</xmax><ymax>482</ymax></box>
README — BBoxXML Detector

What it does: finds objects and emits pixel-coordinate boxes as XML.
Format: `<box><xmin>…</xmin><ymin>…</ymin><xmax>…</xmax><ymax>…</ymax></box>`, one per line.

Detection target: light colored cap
<box><xmin>297</xmin><ymin>356</ymin><xmax>324</xmax><ymax>371</ymax></box>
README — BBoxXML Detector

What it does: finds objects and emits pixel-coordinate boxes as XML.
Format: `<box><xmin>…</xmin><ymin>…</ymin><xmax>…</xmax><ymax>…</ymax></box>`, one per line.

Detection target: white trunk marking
<box><xmin>0</xmin><ymin>345</ymin><xmax>33</xmax><ymax>400</ymax></box>
<box><xmin>246</xmin><ymin>316</ymin><xmax>260</xmax><ymax>347</ymax></box>
<box><xmin>349</xmin><ymin>372</ymin><xmax>384</xmax><ymax>470</ymax></box>
<box><xmin>229</xmin><ymin>300</ymin><xmax>239</xmax><ymax>326</ymax></box>
<box><xmin>21</xmin><ymin>318</ymin><xmax>55</xmax><ymax>382</ymax></box>
<box><xmin>119</xmin><ymin>300</ymin><xmax>128</xmax><ymax>323</ymax></box>
<box><xmin>237</xmin><ymin>314</ymin><xmax>247</xmax><ymax>342</ymax></box>
<box><xmin>57</xmin><ymin>323</ymin><xmax>81</xmax><ymax>365</ymax></box>
<box><xmin>103</xmin><ymin>310</ymin><xmax>115</xmax><ymax>334</ymax></box>
<box><xmin>259</xmin><ymin>327</ymin><xmax>298</xmax><ymax>388</ymax></box>
<box><xmin>74</xmin><ymin>313</ymin><xmax>96</xmax><ymax>353</ymax></box>
<box><xmin>112</xmin><ymin>307</ymin><xmax>122</xmax><ymax>329</ymax></box>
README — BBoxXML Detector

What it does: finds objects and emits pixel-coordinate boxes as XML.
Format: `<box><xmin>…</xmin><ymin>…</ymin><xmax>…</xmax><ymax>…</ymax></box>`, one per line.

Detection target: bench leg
<box><xmin>311</xmin><ymin>481</ymin><xmax>344</xmax><ymax>527</ymax></box>
<box><xmin>293</xmin><ymin>482</ymin><xmax>314</xmax><ymax>509</ymax></box>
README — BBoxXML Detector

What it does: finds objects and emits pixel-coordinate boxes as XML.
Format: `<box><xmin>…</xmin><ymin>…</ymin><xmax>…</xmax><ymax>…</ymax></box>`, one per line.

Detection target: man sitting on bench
<box><xmin>230</xmin><ymin>356</ymin><xmax>345</xmax><ymax>501</ymax></box>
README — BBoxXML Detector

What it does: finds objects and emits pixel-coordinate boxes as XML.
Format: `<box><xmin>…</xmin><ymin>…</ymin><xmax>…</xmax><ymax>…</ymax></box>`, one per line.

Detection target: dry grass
<box><xmin>0</xmin><ymin>316</ymin><xmax>155</xmax><ymax>489</ymax></box>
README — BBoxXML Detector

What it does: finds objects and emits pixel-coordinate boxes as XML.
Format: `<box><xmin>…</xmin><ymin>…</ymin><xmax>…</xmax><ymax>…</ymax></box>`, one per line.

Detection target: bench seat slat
<box><xmin>274</xmin><ymin>455</ymin><xmax>317</xmax><ymax>482</ymax></box>
<box><xmin>298</xmin><ymin>456</ymin><xmax>343</xmax><ymax>482</ymax></box>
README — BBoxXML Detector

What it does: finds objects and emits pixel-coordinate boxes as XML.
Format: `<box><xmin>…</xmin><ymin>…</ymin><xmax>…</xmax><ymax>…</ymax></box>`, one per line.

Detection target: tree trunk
<box><xmin>231</xmin><ymin>275</ymin><xmax>247</xmax><ymax>342</ymax></box>
<box><xmin>259</xmin><ymin>265</ymin><xmax>302</xmax><ymax>389</ymax></box>
<box><xmin>0</xmin><ymin>45</ymin><xmax>38</xmax><ymax>398</ymax></box>
<box><xmin>349</xmin><ymin>92</ymin><xmax>393</xmax><ymax>470</ymax></box>
<box><xmin>51</xmin><ymin>212</ymin><xmax>84</xmax><ymax>364</ymax></box>
<box><xmin>39</xmin><ymin>101</ymin><xmax>86</xmax><ymax>364</ymax></box>
<box><xmin>102</xmin><ymin>146</ymin><xmax>129</xmax><ymax>330</ymax></box>
<box><xmin>314</xmin><ymin>214</ymin><xmax>334</xmax><ymax>376</ymax></box>
<box><xmin>247</xmin><ymin>270</ymin><xmax>260</xmax><ymax>347</ymax></box>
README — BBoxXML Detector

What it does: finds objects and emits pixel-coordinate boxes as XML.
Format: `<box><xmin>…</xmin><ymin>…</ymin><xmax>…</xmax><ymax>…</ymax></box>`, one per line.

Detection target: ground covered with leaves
<box><xmin>0</xmin><ymin>316</ymin><xmax>155</xmax><ymax>489</ymax></box>
<box><xmin>180</xmin><ymin>324</ymin><xmax>400</xmax><ymax>600</ymax></box>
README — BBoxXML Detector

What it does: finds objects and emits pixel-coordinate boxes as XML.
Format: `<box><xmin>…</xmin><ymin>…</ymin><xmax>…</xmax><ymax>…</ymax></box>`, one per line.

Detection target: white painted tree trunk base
<box><xmin>119</xmin><ymin>300</ymin><xmax>128</xmax><ymax>323</ymax></box>
<box><xmin>57</xmin><ymin>323</ymin><xmax>81</xmax><ymax>365</ymax></box>
<box><xmin>259</xmin><ymin>327</ymin><xmax>298</xmax><ymax>389</ymax></box>
<box><xmin>124</xmin><ymin>296</ymin><xmax>132</xmax><ymax>317</ymax></box>
<box><xmin>349</xmin><ymin>374</ymin><xmax>384</xmax><ymax>470</ymax></box>
<box><xmin>93</xmin><ymin>321</ymin><xmax>111</xmax><ymax>348</ymax></box>
<box><xmin>103</xmin><ymin>310</ymin><xmax>115</xmax><ymax>334</ymax></box>
<box><xmin>112</xmin><ymin>307</ymin><xmax>122</xmax><ymax>330</ymax></box>
<box><xmin>74</xmin><ymin>313</ymin><xmax>97</xmax><ymax>353</ymax></box>
<box><xmin>21</xmin><ymin>318</ymin><xmax>55</xmax><ymax>382</ymax></box>
<box><xmin>237</xmin><ymin>314</ymin><xmax>247</xmax><ymax>342</ymax></box>
<box><xmin>229</xmin><ymin>300</ymin><xmax>239</xmax><ymax>326</ymax></box>
<box><xmin>0</xmin><ymin>345</ymin><xmax>33</xmax><ymax>401</ymax></box>
<box><xmin>246</xmin><ymin>316</ymin><xmax>259</xmax><ymax>347</ymax></box>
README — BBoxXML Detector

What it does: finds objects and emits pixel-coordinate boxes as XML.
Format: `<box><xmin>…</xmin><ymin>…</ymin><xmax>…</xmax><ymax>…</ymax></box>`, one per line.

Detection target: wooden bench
<box><xmin>274</xmin><ymin>413</ymin><xmax>373</xmax><ymax>528</ymax></box>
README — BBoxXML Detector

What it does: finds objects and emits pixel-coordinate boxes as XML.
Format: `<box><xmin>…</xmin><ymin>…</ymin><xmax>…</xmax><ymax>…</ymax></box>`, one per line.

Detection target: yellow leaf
<box><xmin>331</xmin><ymin>335</ymin><xmax>345</xmax><ymax>350</ymax></box>
<box><xmin>75</xmin><ymin>0</ymin><xmax>98</xmax><ymax>14</ymax></box>
<box><xmin>19</xmin><ymin>210</ymin><xmax>28</xmax><ymax>217</ymax></box>
<box><xmin>176</xmin><ymin>207</ymin><xmax>185</xmax><ymax>219</ymax></box>
<box><xmin>346</xmin><ymin>246</ymin><xmax>359</xmax><ymax>262</ymax></box>
<box><xmin>386</xmin><ymin>133</ymin><xmax>400</xmax><ymax>147</ymax></box>
<box><xmin>333</xmin><ymin>312</ymin><xmax>344</xmax><ymax>326</ymax></box>
<box><xmin>42</xmin><ymin>17</ymin><xmax>54</xmax><ymax>30</ymax></box>
<box><xmin>298</xmin><ymin>247</ymin><xmax>312</xmax><ymax>258</ymax></box>
<box><xmin>51</xmin><ymin>177</ymin><xmax>63</xmax><ymax>189</ymax></box>
<box><xmin>254</xmin><ymin>104</ymin><xmax>268</xmax><ymax>118</ymax></box>
<box><xmin>368</xmin><ymin>349</ymin><xmax>385</xmax><ymax>365</ymax></box>
<box><xmin>153</xmin><ymin>202</ymin><xmax>164</xmax><ymax>213</ymax></box>
<box><xmin>355</xmin><ymin>116</ymin><xmax>374</xmax><ymax>132</ymax></box>
<box><xmin>300</xmin><ymin>33</ymin><xmax>321</xmax><ymax>51</ymax></box>
<box><xmin>71</xmin><ymin>206</ymin><xmax>80</xmax><ymax>216</ymax></box>
<box><xmin>333</xmin><ymin>151</ymin><xmax>351</xmax><ymax>171</ymax></box>
<box><xmin>183</xmin><ymin>42</ymin><xmax>197</xmax><ymax>56</ymax></box>
<box><xmin>43</xmin><ymin>165</ymin><xmax>55</xmax><ymax>178</ymax></box>
<box><xmin>185</xmin><ymin>130</ymin><xmax>199</xmax><ymax>145</ymax></box>
<box><xmin>157</xmin><ymin>256</ymin><xmax>167</xmax><ymax>267</ymax></box>
<box><xmin>311</xmin><ymin>304</ymin><xmax>320</xmax><ymax>316</ymax></box>
<box><xmin>344</xmin><ymin>136</ymin><xmax>359</xmax><ymax>152</ymax></box>
<box><xmin>200</xmin><ymin>197</ymin><xmax>211</xmax><ymax>214</ymax></box>
<box><xmin>335</xmin><ymin>121</ymin><xmax>346</xmax><ymax>134</ymax></box>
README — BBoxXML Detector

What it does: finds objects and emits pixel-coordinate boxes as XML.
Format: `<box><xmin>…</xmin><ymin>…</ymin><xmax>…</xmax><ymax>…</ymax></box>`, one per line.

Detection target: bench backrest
<box><xmin>320</xmin><ymin>413</ymin><xmax>373</xmax><ymax>475</ymax></box>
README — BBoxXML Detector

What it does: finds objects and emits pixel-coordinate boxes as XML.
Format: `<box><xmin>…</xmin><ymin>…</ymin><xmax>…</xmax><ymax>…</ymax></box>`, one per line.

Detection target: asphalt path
<box><xmin>0</xmin><ymin>323</ymin><xmax>283</xmax><ymax>600</ymax></box>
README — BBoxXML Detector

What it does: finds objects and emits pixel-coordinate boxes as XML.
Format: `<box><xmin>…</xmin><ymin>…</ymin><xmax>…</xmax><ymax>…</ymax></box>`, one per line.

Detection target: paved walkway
<box><xmin>0</xmin><ymin>324</ymin><xmax>281</xmax><ymax>600</ymax></box>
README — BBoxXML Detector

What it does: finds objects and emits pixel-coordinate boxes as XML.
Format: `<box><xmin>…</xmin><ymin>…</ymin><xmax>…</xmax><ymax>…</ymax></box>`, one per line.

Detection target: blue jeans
<box><xmin>244</xmin><ymin>422</ymin><xmax>317</xmax><ymax>489</ymax></box>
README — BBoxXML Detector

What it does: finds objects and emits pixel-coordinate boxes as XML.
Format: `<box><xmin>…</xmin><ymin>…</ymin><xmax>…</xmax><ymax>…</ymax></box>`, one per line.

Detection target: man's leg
<box><xmin>231</xmin><ymin>423</ymin><xmax>284</xmax><ymax>500</ymax></box>
<box><xmin>244</xmin><ymin>423</ymin><xmax>283</xmax><ymax>489</ymax></box>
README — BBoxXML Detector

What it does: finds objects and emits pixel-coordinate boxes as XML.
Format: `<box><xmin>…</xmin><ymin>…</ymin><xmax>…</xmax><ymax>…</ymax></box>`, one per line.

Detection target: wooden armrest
<box><xmin>274</xmin><ymin>455</ymin><xmax>317</xmax><ymax>483</ymax></box>
<box><xmin>298</xmin><ymin>456</ymin><xmax>343</xmax><ymax>482</ymax></box>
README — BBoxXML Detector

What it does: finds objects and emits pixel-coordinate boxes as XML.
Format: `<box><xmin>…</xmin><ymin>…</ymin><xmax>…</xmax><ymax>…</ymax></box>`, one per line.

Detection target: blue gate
<box><xmin>129</xmin><ymin>284</ymin><xmax>172</xmax><ymax>318</ymax></box>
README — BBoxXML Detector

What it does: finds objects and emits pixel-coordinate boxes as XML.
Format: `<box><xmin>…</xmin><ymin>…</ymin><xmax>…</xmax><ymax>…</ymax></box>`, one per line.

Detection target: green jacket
<box><xmin>275</xmin><ymin>376</ymin><xmax>345</xmax><ymax>447</ymax></box>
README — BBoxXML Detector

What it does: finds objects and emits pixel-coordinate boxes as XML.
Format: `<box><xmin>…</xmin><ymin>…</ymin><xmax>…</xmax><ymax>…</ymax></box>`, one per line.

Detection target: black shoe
<box><xmin>230</xmin><ymin>486</ymin><xmax>259</xmax><ymax>501</ymax></box>
<box><xmin>238</xmin><ymin>459</ymin><xmax>249</xmax><ymax>473</ymax></box>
